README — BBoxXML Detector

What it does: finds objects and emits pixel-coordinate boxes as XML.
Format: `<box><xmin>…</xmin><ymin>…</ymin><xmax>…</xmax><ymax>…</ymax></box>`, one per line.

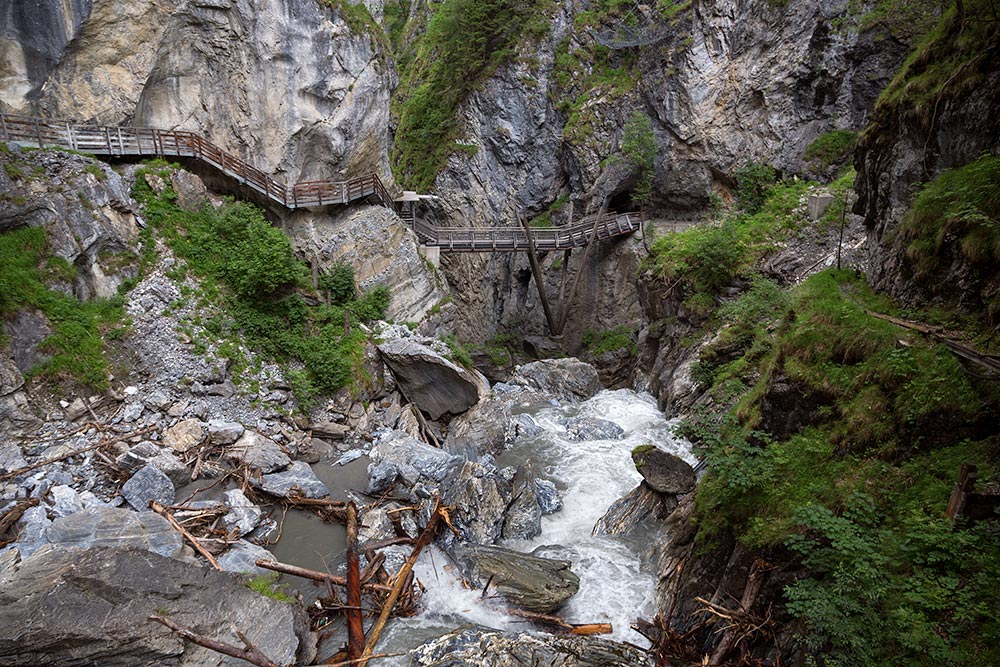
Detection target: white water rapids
<box><xmin>376</xmin><ymin>388</ymin><xmax>695</xmax><ymax>660</ymax></box>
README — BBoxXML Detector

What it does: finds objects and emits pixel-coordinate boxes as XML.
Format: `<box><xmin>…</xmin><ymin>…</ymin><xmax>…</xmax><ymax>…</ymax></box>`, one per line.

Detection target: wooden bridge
<box><xmin>0</xmin><ymin>113</ymin><xmax>642</xmax><ymax>253</ymax></box>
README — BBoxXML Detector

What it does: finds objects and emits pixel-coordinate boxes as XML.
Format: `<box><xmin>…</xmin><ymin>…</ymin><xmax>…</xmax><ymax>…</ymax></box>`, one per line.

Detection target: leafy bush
<box><xmin>804</xmin><ymin>129</ymin><xmax>857</xmax><ymax>169</ymax></box>
<box><xmin>735</xmin><ymin>162</ymin><xmax>777</xmax><ymax>213</ymax></box>
<box><xmin>226</xmin><ymin>218</ymin><xmax>302</xmax><ymax>299</ymax></box>
<box><xmin>620</xmin><ymin>113</ymin><xmax>658</xmax><ymax>207</ymax></box>
<box><xmin>319</xmin><ymin>262</ymin><xmax>357</xmax><ymax>306</ymax></box>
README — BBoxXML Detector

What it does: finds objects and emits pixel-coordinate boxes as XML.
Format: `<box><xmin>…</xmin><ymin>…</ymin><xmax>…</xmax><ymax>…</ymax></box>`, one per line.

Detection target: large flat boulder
<box><xmin>17</xmin><ymin>506</ymin><xmax>184</xmax><ymax>560</ymax></box>
<box><xmin>225</xmin><ymin>431</ymin><xmax>291</xmax><ymax>473</ymax></box>
<box><xmin>0</xmin><ymin>546</ymin><xmax>315</xmax><ymax>667</ymax></box>
<box><xmin>451</xmin><ymin>543</ymin><xmax>580</xmax><ymax>613</ymax></box>
<box><xmin>368</xmin><ymin>430</ymin><xmax>461</xmax><ymax>487</ymax></box>
<box><xmin>410</xmin><ymin>626</ymin><xmax>647</xmax><ymax>667</ymax></box>
<box><xmin>631</xmin><ymin>446</ymin><xmax>696</xmax><ymax>494</ymax></box>
<box><xmin>377</xmin><ymin>337</ymin><xmax>489</xmax><ymax>419</ymax></box>
<box><xmin>511</xmin><ymin>359</ymin><xmax>602</xmax><ymax>401</ymax></box>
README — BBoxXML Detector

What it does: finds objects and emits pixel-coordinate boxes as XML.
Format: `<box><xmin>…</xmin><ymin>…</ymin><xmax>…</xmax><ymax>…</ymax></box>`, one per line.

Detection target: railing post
<box><xmin>342</xmin><ymin>182</ymin><xmax>347</xmax><ymax>204</ymax></box>
<box><xmin>0</xmin><ymin>114</ymin><xmax>8</xmax><ymax>141</ymax></box>
<box><xmin>66</xmin><ymin>123</ymin><xmax>75</xmax><ymax>151</ymax></box>
<box><xmin>34</xmin><ymin>118</ymin><xmax>44</xmax><ymax>147</ymax></box>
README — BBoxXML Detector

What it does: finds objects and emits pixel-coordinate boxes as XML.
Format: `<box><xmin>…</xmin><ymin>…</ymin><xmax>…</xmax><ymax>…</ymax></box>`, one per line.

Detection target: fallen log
<box><xmin>0</xmin><ymin>496</ymin><xmax>40</xmax><ymax>541</ymax></box>
<box><xmin>345</xmin><ymin>501</ymin><xmax>365</xmax><ymax>664</ymax></box>
<box><xmin>358</xmin><ymin>497</ymin><xmax>444</xmax><ymax>667</ymax></box>
<box><xmin>255</xmin><ymin>559</ymin><xmax>394</xmax><ymax>593</ymax></box>
<box><xmin>150</xmin><ymin>501</ymin><xmax>222</xmax><ymax>571</ymax></box>
<box><xmin>149</xmin><ymin>614</ymin><xmax>281</xmax><ymax>667</ymax></box>
<box><xmin>502</xmin><ymin>607</ymin><xmax>612</xmax><ymax>636</ymax></box>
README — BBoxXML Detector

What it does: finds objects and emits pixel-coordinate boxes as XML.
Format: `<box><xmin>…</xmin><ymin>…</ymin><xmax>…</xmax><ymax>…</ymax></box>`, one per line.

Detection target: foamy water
<box><xmin>375</xmin><ymin>388</ymin><xmax>693</xmax><ymax>659</ymax></box>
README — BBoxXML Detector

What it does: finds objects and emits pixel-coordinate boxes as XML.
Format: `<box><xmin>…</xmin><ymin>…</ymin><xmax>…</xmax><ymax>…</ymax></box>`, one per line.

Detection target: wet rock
<box><xmin>377</xmin><ymin>337</ymin><xmax>489</xmax><ymax>419</ymax></box>
<box><xmin>335</xmin><ymin>449</ymin><xmax>363</xmax><ymax>466</ymax></box>
<box><xmin>222</xmin><ymin>489</ymin><xmax>262</xmax><ymax>537</ymax></box>
<box><xmin>0</xmin><ymin>547</ymin><xmax>316</xmax><ymax>667</ymax></box>
<box><xmin>445</xmin><ymin>398</ymin><xmax>511</xmax><ymax>458</ymax></box>
<box><xmin>226</xmin><ymin>431</ymin><xmax>291</xmax><ymax>473</ymax></box>
<box><xmin>207</xmin><ymin>419</ymin><xmax>244</xmax><ymax>445</ymax></box>
<box><xmin>366</xmin><ymin>461</ymin><xmax>400</xmax><ymax>495</ymax></box>
<box><xmin>253</xmin><ymin>461</ymin><xmax>328</xmax><ymax>499</ymax></box>
<box><xmin>559</xmin><ymin>416</ymin><xmax>624</xmax><ymax>441</ymax></box>
<box><xmin>410</xmin><ymin>626</ymin><xmax>647</xmax><ymax>667</ymax></box>
<box><xmin>594</xmin><ymin>483</ymin><xmax>678</xmax><ymax>536</ymax></box>
<box><xmin>512</xmin><ymin>359</ymin><xmax>603</xmax><ymax>401</ymax></box>
<box><xmin>439</xmin><ymin>461</ymin><xmax>512</xmax><ymax>544</ymax></box>
<box><xmin>451</xmin><ymin>543</ymin><xmax>580</xmax><ymax>613</ymax></box>
<box><xmin>49</xmin><ymin>485</ymin><xmax>83</xmax><ymax>519</ymax></box>
<box><xmin>508</xmin><ymin>413</ymin><xmax>544</xmax><ymax>441</ymax></box>
<box><xmin>121</xmin><ymin>465</ymin><xmax>175</xmax><ymax>510</ymax></box>
<box><xmin>218</xmin><ymin>540</ymin><xmax>274</xmax><ymax>577</ymax></box>
<box><xmin>369</xmin><ymin>431</ymin><xmax>460</xmax><ymax>487</ymax></box>
<box><xmin>309</xmin><ymin>421</ymin><xmax>349</xmax><ymax>440</ymax></box>
<box><xmin>501</xmin><ymin>469</ymin><xmax>541</xmax><ymax>541</ymax></box>
<box><xmin>41</xmin><ymin>507</ymin><xmax>183</xmax><ymax>558</ymax></box>
<box><xmin>534</xmin><ymin>478</ymin><xmax>562</xmax><ymax>515</ymax></box>
<box><xmin>395</xmin><ymin>404</ymin><xmax>423</xmax><ymax>439</ymax></box>
<box><xmin>631</xmin><ymin>446</ymin><xmax>696</xmax><ymax>495</ymax></box>
<box><xmin>12</xmin><ymin>506</ymin><xmax>51</xmax><ymax>559</ymax></box>
<box><xmin>161</xmin><ymin>418</ymin><xmax>205</xmax><ymax>453</ymax></box>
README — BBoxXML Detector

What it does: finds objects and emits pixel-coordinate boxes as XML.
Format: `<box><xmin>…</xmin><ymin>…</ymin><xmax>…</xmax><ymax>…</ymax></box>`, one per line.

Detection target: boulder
<box><xmin>377</xmin><ymin>337</ymin><xmax>489</xmax><ymax>419</ymax></box>
<box><xmin>121</xmin><ymin>465</ymin><xmax>175</xmax><ymax>510</ymax></box>
<box><xmin>161</xmin><ymin>419</ymin><xmax>205</xmax><ymax>453</ymax></box>
<box><xmin>501</xmin><ymin>469</ymin><xmax>542</xmax><ymax>541</ymax></box>
<box><xmin>439</xmin><ymin>461</ymin><xmax>512</xmax><ymax>544</ymax></box>
<box><xmin>115</xmin><ymin>441</ymin><xmax>161</xmax><ymax>472</ymax></box>
<box><xmin>630</xmin><ymin>446</ymin><xmax>696</xmax><ymax>495</ymax></box>
<box><xmin>207</xmin><ymin>420</ymin><xmax>244</xmax><ymax>445</ymax></box>
<box><xmin>222</xmin><ymin>489</ymin><xmax>262</xmax><ymax>537</ymax></box>
<box><xmin>511</xmin><ymin>359</ymin><xmax>603</xmax><ymax>401</ymax></box>
<box><xmin>252</xmin><ymin>461</ymin><xmax>329</xmax><ymax>499</ymax></box>
<box><xmin>368</xmin><ymin>431</ymin><xmax>460</xmax><ymax>487</ymax></box>
<box><xmin>218</xmin><ymin>540</ymin><xmax>274</xmax><ymax>577</ymax></box>
<box><xmin>593</xmin><ymin>483</ymin><xmax>679</xmax><ymax>536</ymax></box>
<box><xmin>0</xmin><ymin>444</ymin><xmax>27</xmax><ymax>474</ymax></box>
<box><xmin>0</xmin><ymin>547</ymin><xmax>316</xmax><ymax>667</ymax></box>
<box><xmin>444</xmin><ymin>398</ymin><xmax>511</xmax><ymax>457</ymax></box>
<box><xmin>451</xmin><ymin>543</ymin><xmax>580</xmax><ymax>613</ymax></box>
<box><xmin>559</xmin><ymin>416</ymin><xmax>624</xmax><ymax>441</ymax></box>
<box><xmin>534</xmin><ymin>478</ymin><xmax>563</xmax><ymax>515</ymax></box>
<box><xmin>40</xmin><ymin>507</ymin><xmax>183</xmax><ymax>558</ymax></box>
<box><xmin>410</xmin><ymin>627</ymin><xmax>647</xmax><ymax>667</ymax></box>
<box><xmin>366</xmin><ymin>461</ymin><xmax>400</xmax><ymax>495</ymax></box>
<box><xmin>49</xmin><ymin>485</ymin><xmax>83</xmax><ymax>519</ymax></box>
<box><xmin>226</xmin><ymin>431</ymin><xmax>291</xmax><ymax>473</ymax></box>
<box><xmin>310</xmin><ymin>421</ymin><xmax>349</xmax><ymax>440</ymax></box>
<box><xmin>149</xmin><ymin>452</ymin><xmax>189</xmax><ymax>488</ymax></box>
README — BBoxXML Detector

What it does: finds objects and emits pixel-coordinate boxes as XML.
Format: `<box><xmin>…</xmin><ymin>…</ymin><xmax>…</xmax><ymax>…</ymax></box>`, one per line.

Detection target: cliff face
<box><xmin>855</xmin><ymin>11</ymin><xmax>1000</xmax><ymax>314</ymax></box>
<box><xmin>418</xmin><ymin>0</ymin><xmax>906</xmax><ymax>344</ymax></box>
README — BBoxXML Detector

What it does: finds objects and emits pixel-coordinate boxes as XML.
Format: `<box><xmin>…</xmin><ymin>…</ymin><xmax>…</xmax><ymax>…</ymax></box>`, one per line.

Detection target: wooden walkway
<box><xmin>0</xmin><ymin>113</ymin><xmax>644</xmax><ymax>253</ymax></box>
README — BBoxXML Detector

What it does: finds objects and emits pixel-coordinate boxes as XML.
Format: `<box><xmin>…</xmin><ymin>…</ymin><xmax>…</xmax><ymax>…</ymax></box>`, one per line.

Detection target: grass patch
<box><xmin>247</xmin><ymin>574</ymin><xmax>295</xmax><ymax>603</ymax></box>
<box><xmin>582</xmin><ymin>325</ymin><xmax>637</xmax><ymax>356</ymax></box>
<box><xmin>804</xmin><ymin>129</ymin><xmax>857</xmax><ymax>170</ymax></box>
<box><xmin>0</xmin><ymin>226</ymin><xmax>124</xmax><ymax>389</ymax></box>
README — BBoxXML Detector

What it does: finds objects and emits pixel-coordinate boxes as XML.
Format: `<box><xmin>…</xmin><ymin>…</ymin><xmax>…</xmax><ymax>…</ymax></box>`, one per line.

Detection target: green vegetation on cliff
<box><xmin>392</xmin><ymin>0</ymin><xmax>552</xmax><ymax>190</ymax></box>
<box><xmin>0</xmin><ymin>227</ymin><xmax>126</xmax><ymax>389</ymax></box>
<box><xmin>133</xmin><ymin>164</ymin><xmax>388</xmax><ymax>404</ymax></box>
<box><xmin>679</xmin><ymin>269</ymin><xmax>1000</xmax><ymax>665</ymax></box>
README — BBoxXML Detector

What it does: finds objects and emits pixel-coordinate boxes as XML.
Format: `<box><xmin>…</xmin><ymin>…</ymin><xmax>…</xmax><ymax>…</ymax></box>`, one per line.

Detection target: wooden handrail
<box><xmin>0</xmin><ymin>112</ymin><xmax>660</xmax><ymax>253</ymax></box>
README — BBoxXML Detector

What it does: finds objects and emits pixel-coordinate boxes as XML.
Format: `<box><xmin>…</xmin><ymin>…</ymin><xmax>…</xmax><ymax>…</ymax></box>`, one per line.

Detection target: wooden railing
<box><xmin>0</xmin><ymin>113</ymin><xmax>655</xmax><ymax>253</ymax></box>
<box><xmin>0</xmin><ymin>113</ymin><xmax>394</xmax><ymax>211</ymax></box>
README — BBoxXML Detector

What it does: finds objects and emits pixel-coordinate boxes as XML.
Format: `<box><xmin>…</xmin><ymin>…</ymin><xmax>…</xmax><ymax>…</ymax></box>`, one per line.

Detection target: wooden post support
<box><xmin>33</xmin><ymin>118</ymin><xmax>44</xmax><ymax>147</ymax></box>
<box><xmin>557</xmin><ymin>211</ymin><xmax>604</xmax><ymax>334</ymax></box>
<box><xmin>946</xmin><ymin>463</ymin><xmax>978</xmax><ymax>520</ymax></box>
<box><xmin>520</xmin><ymin>213</ymin><xmax>560</xmax><ymax>336</ymax></box>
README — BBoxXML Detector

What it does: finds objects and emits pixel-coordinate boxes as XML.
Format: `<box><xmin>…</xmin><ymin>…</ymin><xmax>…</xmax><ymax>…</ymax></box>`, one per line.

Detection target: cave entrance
<box><xmin>608</xmin><ymin>188</ymin><xmax>635</xmax><ymax>213</ymax></box>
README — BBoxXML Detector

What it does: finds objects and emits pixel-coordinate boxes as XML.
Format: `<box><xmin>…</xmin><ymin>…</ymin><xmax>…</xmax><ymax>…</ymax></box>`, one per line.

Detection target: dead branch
<box><xmin>150</xmin><ymin>501</ymin><xmax>222</xmax><ymax>571</ymax></box>
<box><xmin>0</xmin><ymin>496</ymin><xmax>40</xmax><ymax>540</ymax></box>
<box><xmin>149</xmin><ymin>614</ymin><xmax>282</xmax><ymax>667</ymax></box>
<box><xmin>345</xmin><ymin>502</ymin><xmax>365</xmax><ymax>663</ymax></box>
<box><xmin>255</xmin><ymin>559</ymin><xmax>394</xmax><ymax>593</ymax></box>
<box><xmin>504</xmin><ymin>607</ymin><xmax>612</xmax><ymax>635</ymax></box>
<box><xmin>358</xmin><ymin>496</ymin><xmax>444</xmax><ymax>667</ymax></box>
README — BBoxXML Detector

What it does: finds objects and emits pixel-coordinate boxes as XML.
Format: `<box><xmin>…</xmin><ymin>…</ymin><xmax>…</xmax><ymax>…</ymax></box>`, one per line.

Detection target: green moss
<box><xmin>582</xmin><ymin>325</ymin><xmax>637</xmax><ymax>356</ymax></box>
<box><xmin>804</xmin><ymin>129</ymin><xmax>858</xmax><ymax>169</ymax></box>
<box><xmin>0</xmin><ymin>227</ymin><xmax>125</xmax><ymax>389</ymax></box>
<box><xmin>246</xmin><ymin>574</ymin><xmax>295</xmax><ymax>603</ymax></box>
<box><xmin>82</xmin><ymin>163</ymin><xmax>107</xmax><ymax>181</ymax></box>
<box><xmin>442</xmin><ymin>334</ymin><xmax>473</xmax><ymax>368</ymax></box>
<box><xmin>896</xmin><ymin>155</ymin><xmax>1000</xmax><ymax>313</ymax></box>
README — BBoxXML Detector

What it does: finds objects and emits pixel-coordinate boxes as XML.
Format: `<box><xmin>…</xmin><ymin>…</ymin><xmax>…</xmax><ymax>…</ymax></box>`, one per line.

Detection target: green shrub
<box><xmin>319</xmin><ymin>262</ymin><xmax>357</xmax><ymax>306</ymax></box>
<box><xmin>734</xmin><ymin>162</ymin><xmax>777</xmax><ymax>214</ymax></box>
<box><xmin>83</xmin><ymin>163</ymin><xmax>107</xmax><ymax>181</ymax></box>
<box><xmin>804</xmin><ymin>129</ymin><xmax>857</xmax><ymax>169</ymax></box>
<box><xmin>582</xmin><ymin>325</ymin><xmax>637</xmax><ymax>356</ymax></box>
<box><xmin>226</xmin><ymin>218</ymin><xmax>302</xmax><ymax>299</ymax></box>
